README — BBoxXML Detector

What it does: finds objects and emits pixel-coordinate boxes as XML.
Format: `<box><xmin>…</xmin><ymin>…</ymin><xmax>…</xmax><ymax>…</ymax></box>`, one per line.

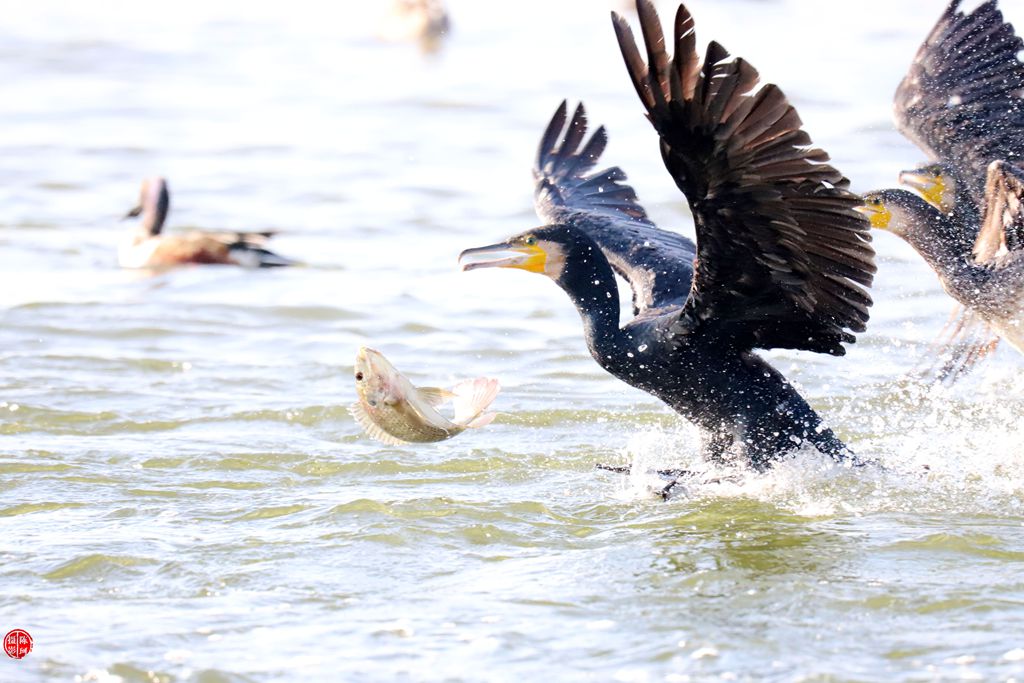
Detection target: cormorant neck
<box><xmin>900</xmin><ymin>209</ymin><xmax>978</xmax><ymax>287</ymax></box>
<box><xmin>951</xmin><ymin>186</ymin><xmax>981</xmax><ymax>242</ymax></box>
<box><xmin>556</xmin><ymin>246</ymin><xmax>625</xmax><ymax>357</ymax></box>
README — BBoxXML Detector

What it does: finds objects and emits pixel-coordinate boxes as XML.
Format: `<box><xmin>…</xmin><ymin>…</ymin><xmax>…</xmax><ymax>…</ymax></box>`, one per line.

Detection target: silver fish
<box><xmin>350</xmin><ymin>346</ymin><xmax>500</xmax><ymax>445</ymax></box>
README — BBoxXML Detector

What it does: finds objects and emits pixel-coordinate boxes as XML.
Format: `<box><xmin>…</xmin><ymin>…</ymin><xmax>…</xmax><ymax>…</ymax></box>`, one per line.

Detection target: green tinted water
<box><xmin>2</xmin><ymin>1</ymin><xmax>1024</xmax><ymax>681</ymax></box>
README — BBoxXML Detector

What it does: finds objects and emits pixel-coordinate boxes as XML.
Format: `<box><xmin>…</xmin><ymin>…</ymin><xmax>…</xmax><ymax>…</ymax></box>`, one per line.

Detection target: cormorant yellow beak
<box><xmin>855</xmin><ymin>199</ymin><xmax>891</xmax><ymax>230</ymax></box>
<box><xmin>458</xmin><ymin>242</ymin><xmax>547</xmax><ymax>273</ymax></box>
<box><xmin>898</xmin><ymin>169</ymin><xmax>946</xmax><ymax>210</ymax></box>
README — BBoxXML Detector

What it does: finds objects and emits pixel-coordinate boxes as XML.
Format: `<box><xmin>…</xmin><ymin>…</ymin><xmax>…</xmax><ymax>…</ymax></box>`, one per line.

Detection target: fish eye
<box><xmin>355</xmin><ymin>371</ymin><xmax>364</xmax><ymax>381</ymax></box>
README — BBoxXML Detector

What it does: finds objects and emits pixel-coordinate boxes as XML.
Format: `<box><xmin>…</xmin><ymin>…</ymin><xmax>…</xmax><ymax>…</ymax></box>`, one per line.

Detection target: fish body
<box><xmin>350</xmin><ymin>347</ymin><xmax>499</xmax><ymax>445</ymax></box>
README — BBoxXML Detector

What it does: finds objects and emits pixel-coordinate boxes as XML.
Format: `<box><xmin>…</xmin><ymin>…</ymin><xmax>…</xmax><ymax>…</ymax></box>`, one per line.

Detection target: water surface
<box><xmin>2</xmin><ymin>1</ymin><xmax>1024</xmax><ymax>681</ymax></box>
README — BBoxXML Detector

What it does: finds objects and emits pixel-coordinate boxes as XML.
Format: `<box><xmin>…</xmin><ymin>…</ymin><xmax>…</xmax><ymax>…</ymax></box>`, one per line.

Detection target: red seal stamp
<box><xmin>4</xmin><ymin>629</ymin><xmax>32</xmax><ymax>659</ymax></box>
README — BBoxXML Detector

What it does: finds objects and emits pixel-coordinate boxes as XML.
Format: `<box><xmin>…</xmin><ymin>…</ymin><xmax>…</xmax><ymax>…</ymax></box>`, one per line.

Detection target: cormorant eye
<box><xmin>355</xmin><ymin>372</ymin><xmax>364</xmax><ymax>381</ymax></box>
<box><xmin>524</xmin><ymin>236</ymin><xmax>537</xmax><ymax>246</ymax></box>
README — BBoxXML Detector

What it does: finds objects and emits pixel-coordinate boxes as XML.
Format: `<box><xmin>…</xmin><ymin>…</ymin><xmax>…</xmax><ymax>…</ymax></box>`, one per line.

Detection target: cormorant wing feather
<box><xmin>975</xmin><ymin>160</ymin><xmax>1024</xmax><ymax>262</ymax></box>
<box><xmin>894</xmin><ymin>0</ymin><xmax>1024</xmax><ymax>213</ymax></box>
<box><xmin>612</xmin><ymin>1</ymin><xmax>875</xmax><ymax>355</ymax></box>
<box><xmin>534</xmin><ymin>100</ymin><xmax>696</xmax><ymax>313</ymax></box>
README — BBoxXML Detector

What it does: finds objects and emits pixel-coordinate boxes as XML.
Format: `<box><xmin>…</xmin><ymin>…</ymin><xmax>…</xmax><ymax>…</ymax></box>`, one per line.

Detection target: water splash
<box><xmin>610</xmin><ymin>380</ymin><xmax>1024</xmax><ymax>517</ymax></box>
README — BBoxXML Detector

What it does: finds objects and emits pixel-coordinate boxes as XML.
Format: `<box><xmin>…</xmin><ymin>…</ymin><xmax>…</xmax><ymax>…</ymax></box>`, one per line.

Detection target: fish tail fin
<box><xmin>465</xmin><ymin>411</ymin><xmax>497</xmax><ymax>429</ymax></box>
<box><xmin>450</xmin><ymin>378</ymin><xmax>500</xmax><ymax>428</ymax></box>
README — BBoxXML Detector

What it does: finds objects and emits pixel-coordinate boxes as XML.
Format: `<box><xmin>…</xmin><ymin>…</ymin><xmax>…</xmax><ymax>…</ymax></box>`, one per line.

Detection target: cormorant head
<box><xmin>459</xmin><ymin>224</ymin><xmax>598</xmax><ymax>283</ymax></box>
<box><xmin>858</xmin><ymin>188</ymin><xmax>940</xmax><ymax>239</ymax></box>
<box><xmin>898</xmin><ymin>162</ymin><xmax>956</xmax><ymax>213</ymax></box>
<box><xmin>123</xmin><ymin>177</ymin><xmax>170</xmax><ymax>236</ymax></box>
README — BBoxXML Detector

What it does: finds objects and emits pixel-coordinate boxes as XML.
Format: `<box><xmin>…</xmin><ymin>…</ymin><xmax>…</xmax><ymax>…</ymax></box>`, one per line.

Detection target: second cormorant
<box><xmin>882</xmin><ymin>0</ymin><xmax>1024</xmax><ymax>378</ymax></box>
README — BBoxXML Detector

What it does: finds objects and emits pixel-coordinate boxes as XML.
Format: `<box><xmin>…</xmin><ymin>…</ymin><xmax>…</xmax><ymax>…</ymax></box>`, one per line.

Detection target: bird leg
<box><xmin>700</xmin><ymin>429</ymin><xmax>735</xmax><ymax>466</ymax></box>
<box><xmin>594</xmin><ymin>462</ymin><xmax>698</xmax><ymax>478</ymax></box>
<box><xmin>594</xmin><ymin>463</ymin><xmax>720</xmax><ymax>500</ymax></box>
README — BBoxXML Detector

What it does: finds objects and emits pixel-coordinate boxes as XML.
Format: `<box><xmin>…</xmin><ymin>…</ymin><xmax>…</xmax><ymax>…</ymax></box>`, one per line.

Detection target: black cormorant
<box><xmin>882</xmin><ymin>0</ymin><xmax>1024</xmax><ymax>377</ymax></box>
<box><xmin>458</xmin><ymin>1</ymin><xmax>875</xmax><ymax>468</ymax></box>
<box><xmin>862</xmin><ymin>161</ymin><xmax>1024</xmax><ymax>356</ymax></box>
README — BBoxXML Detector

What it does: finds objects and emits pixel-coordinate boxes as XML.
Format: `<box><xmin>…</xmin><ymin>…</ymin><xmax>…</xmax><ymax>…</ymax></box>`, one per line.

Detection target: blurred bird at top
<box><xmin>120</xmin><ymin>177</ymin><xmax>295</xmax><ymax>270</ymax></box>
<box><xmin>861</xmin><ymin>0</ymin><xmax>1024</xmax><ymax>381</ymax></box>
<box><xmin>377</xmin><ymin>0</ymin><xmax>451</xmax><ymax>53</ymax></box>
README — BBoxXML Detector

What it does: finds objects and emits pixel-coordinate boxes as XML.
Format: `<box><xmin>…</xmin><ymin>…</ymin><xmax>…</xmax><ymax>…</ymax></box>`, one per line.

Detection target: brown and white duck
<box><xmin>119</xmin><ymin>177</ymin><xmax>294</xmax><ymax>269</ymax></box>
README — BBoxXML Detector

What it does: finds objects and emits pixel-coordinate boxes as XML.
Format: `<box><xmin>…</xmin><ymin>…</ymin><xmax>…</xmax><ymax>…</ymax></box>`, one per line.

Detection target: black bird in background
<box><xmin>869</xmin><ymin>0</ymin><xmax>1024</xmax><ymax>380</ymax></box>
<box><xmin>460</xmin><ymin>1</ymin><xmax>875</xmax><ymax>469</ymax></box>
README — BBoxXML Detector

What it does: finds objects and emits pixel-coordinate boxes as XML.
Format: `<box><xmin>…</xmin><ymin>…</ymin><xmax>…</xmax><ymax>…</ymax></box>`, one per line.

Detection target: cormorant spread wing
<box><xmin>534</xmin><ymin>100</ymin><xmax>696</xmax><ymax>313</ymax></box>
<box><xmin>894</xmin><ymin>0</ymin><xmax>1024</xmax><ymax>213</ymax></box>
<box><xmin>612</xmin><ymin>1</ymin><xmax>874</xmax><ymax>355</ymax></box>
<box><xmin>975</xmin><ymin>160</ymin><xmax>1024</xmax><ymax>262</ymax></box>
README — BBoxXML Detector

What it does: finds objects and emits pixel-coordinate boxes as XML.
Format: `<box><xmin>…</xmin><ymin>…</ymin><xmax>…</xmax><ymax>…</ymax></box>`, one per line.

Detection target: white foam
<box><xmin>609</xmin><ymin>384</ymin><xmax>1024</xmax><ymax>515</ymax></box>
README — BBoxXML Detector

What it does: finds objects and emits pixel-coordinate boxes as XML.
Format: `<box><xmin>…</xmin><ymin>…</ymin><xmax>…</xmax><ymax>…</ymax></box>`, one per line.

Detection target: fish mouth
<box><xmin>355</xmin><ymin>346</ymin><xmax>388</xmax><ymax>378</ymax></box>
<box><xmin>458</xmin><ymin>242</ymin><xmax>546</xmax><ymax>273</ymax></box>
<box><xmin>356</xmin><ymin>346</ymin><xmax>377</xmax><ymax>361</ymax></box>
